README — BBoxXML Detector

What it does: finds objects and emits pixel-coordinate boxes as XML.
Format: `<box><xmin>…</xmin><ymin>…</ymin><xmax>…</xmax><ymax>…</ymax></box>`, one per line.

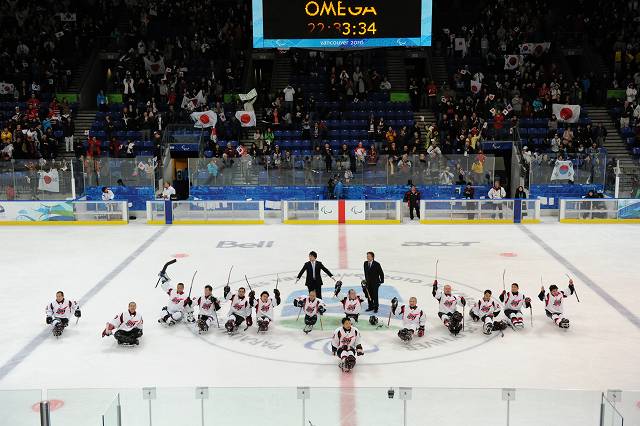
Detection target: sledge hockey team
<box><xmin>44</xmin><ymin>254</ymin><xmax>579</xmax><ymax>372</ymax></box>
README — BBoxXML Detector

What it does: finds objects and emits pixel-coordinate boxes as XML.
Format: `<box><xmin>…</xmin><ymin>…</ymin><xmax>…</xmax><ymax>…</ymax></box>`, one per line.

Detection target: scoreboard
<box><xmin>252</xmin><ymin>0</ymin><xmax>432</xmax><ymax>49</ymax></box>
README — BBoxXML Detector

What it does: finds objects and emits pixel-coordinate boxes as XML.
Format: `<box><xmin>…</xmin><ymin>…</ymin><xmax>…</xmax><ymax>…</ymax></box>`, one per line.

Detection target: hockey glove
<box><xmin>223</xmin><ymin>285</ymin><xmax>231</xmax><ymax>298</ymax></box>
<box><xmin>356</xmin><ymin>345</ymin><xmax>364</xmax><ymax>356</ymax></box>
<box><xmin>418</xmin><ymin>326</ymin><xmax>425</xmax><ymax>337</ymax></box>
<box><xmin>568</xmin><ymin>281</ymin><xmax>575</xmax><ymax>294</ymax></box>
<box><xmin>524</xmin><ymin>297</ymin><xmax>531</xmax><ymax>308</ymax></box>
<box><xmin>184</xmin><ymin>298</ymin><xmax>192</xmax><ymax>307</ymax></box>
<box><xmin>318</xmin><ymin>306</ymin><xmax>326</xmax><ymax>315</ymax></box>
<box><xmin>391</xmin><ymin>297</ymin><xmax>399</xmax><ymax>315</ymax></box>
<box><xmin>74</xmin><ymin>309</ymin><xmax>82</xmax><ymax>318</ymax></box>
<box><xmin>245</xmin><ymin>316</ymin><xmax>253</xmax><ymax>327</ymax></box>
<box><xmin>460</xmin><ymin>296</ymin><xmax>466</xmax><ymax>306</ymax></box>
<box><xmin>293</xmin><ymin>299</ymin><xmax>299</xmax><ymax>308</ymax></box>
<box><xmin>273</xmin><ymin>288</ymin><xmax>280</xmax><ymax>298</ymax></box>
<box><xmin>249</xmin><ymin>290</ymin><xmax>255</xmax><ymax>299</ymax></box>
<box><xmin>46</xmin><ymin>316</ymin><xmax>53</xmax><ymax>325</ymax></box>
<box><xmin>101</xmin><ymin>329</ymin><xmax>110</xmax><ymax>338</ymax></box>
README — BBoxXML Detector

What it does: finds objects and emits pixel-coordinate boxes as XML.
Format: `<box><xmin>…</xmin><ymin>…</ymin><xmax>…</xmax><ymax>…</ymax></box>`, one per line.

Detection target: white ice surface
<box><xmin>0</xmin><ymin>222</ymin><xmax>638</xmax><ymax>426</ymax></box>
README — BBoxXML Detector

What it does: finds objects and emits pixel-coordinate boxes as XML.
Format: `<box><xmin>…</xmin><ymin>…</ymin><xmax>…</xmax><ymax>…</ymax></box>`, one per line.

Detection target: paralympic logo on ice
<box><xmin>196</xmin><ymin>270</ymin><xmax>495</xmax><ymax>365</ymax></box>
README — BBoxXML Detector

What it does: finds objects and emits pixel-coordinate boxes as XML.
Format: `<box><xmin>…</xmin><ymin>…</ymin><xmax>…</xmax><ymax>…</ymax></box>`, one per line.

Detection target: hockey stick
<box><xmin>386</xmin><ymin>307</ymin><xmax>392</xmax><ymax>328</ymax></box>
<box><xmin>319</xmin><ymin>314</ymin><xmax>323</xmax><ymax>330</ymax></box>
<box><xmin>564</xmin><ymin>273</ymin><xmax>580</xmax><ymax>302</ymax></box>
<box><xmin>155</xmin><ymin>259</ymin><xmax>177</xmax><ymax>288</ymax></box>
<box><xmin>502</xmin><ymin>269</ymin><xmax>506</xmax><ymax>291</ymax></box>
<box><xmin>188</xmin><ymin>270</ymin><xmax>198</xmax><ymax>299</ymax></box>
<box><xmin>226</xmin><ymin>265</ymin><xmax>234</xmax><ymax>287</ymax></box>
<box><xmin>296</xmin><ymin>305</ymin><xmax>303</xmax><ymax>321</ymax></box>
<box><xmin>276</xmin><ymin>274</ymin><xmax>280</xmax><ymax>290</ymax></box>
<box><xmin>529</xmin><ymin>306</ymin><xmax>533</xmax><ymax>327</ymax></box>
<box><xmin>462</xmin><ymin>305</ymin><xmax>465</xmax><ymax>331</ymax></box>
<box><xmin>435</xmin><ymin>258</ymin><xmax>439</xmax><ymax>281</ymax></box>
<box><xmin>244</xmin><ymin>275</ymin><xmax>253</xmax><ymax>291</ymax></box>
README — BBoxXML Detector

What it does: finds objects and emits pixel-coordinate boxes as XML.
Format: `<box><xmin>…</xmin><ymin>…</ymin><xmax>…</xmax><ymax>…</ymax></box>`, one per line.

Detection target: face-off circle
<box><xmin>194</xmin><ymin>269</ymin><xmax>499</xmax><ymax>366</ymax></box>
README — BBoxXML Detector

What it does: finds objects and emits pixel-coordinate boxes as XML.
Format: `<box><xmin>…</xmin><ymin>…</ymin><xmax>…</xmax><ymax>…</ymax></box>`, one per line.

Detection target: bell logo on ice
<box><xmin>402</xmin><ymin>241</ymin><xmax>479</xmax><ymax>247</ymax></box>
<box><xmin>216</xmin><ymin>240</ymin><xmax>274</xmax><ymax>249</ymax></box>
<box><xmin>195</xmin><ymin>270</ymin><xmax>497</xmax><ymax>365</ymax></box>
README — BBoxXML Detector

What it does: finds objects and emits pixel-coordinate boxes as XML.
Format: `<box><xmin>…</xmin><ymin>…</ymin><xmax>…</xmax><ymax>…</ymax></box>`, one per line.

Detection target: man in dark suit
<box><xmin>363</xmin><ymin>251</ymin><xmax>384</xmax><ymax>313</ymax></box>
<box><xmin>296</xmin><ymin>251</ymin><xmax>336</xmax><ymax>299</ymax></box>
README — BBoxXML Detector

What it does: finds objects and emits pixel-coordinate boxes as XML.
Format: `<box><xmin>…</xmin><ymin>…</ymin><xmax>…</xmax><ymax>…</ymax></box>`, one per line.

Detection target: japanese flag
<box><xmin>235</xmin><ymin>110</ymin><xmax>256</xmax><ymax>127</ymax></box>
<box><xmin>470</xmin><ymin>80</ymin><xmax>482</xmax><ymax>94</ymax></box>
<box><xmin>37</xmin><ymin>169</ymin><xmax>60</xmax><ymax>193</ymax></box>
<box><xmin>190</xmin><ymin>111</ymin><xmax>218</xmax><ymax>128</ymax></box>
<box><xmin>552</xmin><ymin>104</ymin><xmax>581</xmax><ymax>123</ymax></box>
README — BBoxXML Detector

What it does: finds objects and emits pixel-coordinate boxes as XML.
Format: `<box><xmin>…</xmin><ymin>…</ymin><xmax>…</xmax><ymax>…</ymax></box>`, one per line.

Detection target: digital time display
<box><xmin>253</xmin><ymin>0</ymin><xmax>432</xmax><ymax>48</ymax></box>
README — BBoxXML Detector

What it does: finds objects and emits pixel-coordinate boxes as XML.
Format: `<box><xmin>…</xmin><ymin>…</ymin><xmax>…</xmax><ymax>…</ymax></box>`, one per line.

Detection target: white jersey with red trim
<box><xmin>433</xmin><ymin>289</ymin><xmax>463</xmax><ymax>314</ymax></box>
<box><xmin>194</xmin><ymin>295</ymin><xmax>217</xmax><ymax>317</ymax></box>
<box><xmin>399</xmin><ymin>305</ymin><xmax>426</xmax><ymax>330</ymax></box>
<box><xmin>161</xmin><ymin>281</ymin><xmax>189</xmax><ymax>311</ymax></box>
<box><xmin>225</xmin><ymin>293</ymin><xmax>251</xmax><ymax>317</ymax></box>
<box><xmin>501</xmin><ymin>291</ymin><xmax>527</xmax><ymax>312</ymax></box>
<box><xmin>46</xmin><ymin>299</ymin><xmax>79</xmax><ymax>320</ymax></box>
<box><xmin>331</xmin><ymin>326</ymin><xmax>362</xmax><ymax>350</ymax></box>
<box><xmin>472</xmin><ymin>298</ymin><xmax>501</xmax><ymax>318</ymax></box>
<box><xmin>341</xmin><ymin>295</ymin><xmax>365</xmax><ymax>315</ymax></box>
<box><xmin>108</xmin><ymin>311</ymin><xmax>143</xmax><ymax>332</ymax></box>
<box><xmin>254</xmin><ymin>297</ymin><xmax>278</xmax><ymax>321</ymax></box>
<box><xmin>542</xmin><ymin>288</ymin><xmax>571</xmax><ymax>315</ymax></box>
<box><xmin>296</xmin><ymin>296</ymin><xmax>326</xmax><ymax>316</ymax></box>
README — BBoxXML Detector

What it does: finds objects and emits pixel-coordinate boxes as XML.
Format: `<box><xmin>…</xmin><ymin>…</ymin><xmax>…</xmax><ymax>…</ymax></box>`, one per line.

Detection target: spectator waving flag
<box><xmin>470</xmin><ymin>80</ymin><xmax>482</xmax><ymax>94</ymax></box>
<box><xmin>0</xmin><ymin>82</ymin><xmax>14</xmax><ymax>95</ymax></box>
<box><xmin>551</xmin><ymin>160</ymin><xmax>575</xmax><ymax>181</ymax></box>
<box><xmin>181</xmin><ymin>90</ymin><xmax>206</xmax><ymax>111</ymax></box>
<box><xmin>37</xmin><ymin>169</ymin><xmax>60</xmax><ymax>192</ymax></box>
<box><xmin>235</xmin><ymin>110</ymin><xmax>256</xmax><ymax>127</ymax></box>
<box><xmin>520</xmin><ymin>42</ymin><xmax>550</xmax><ymax>56</ymax></box>
<box><xmin>504</xmin><ymin>55</ymin><xmax>523</xmax><ymax>70</ymax></box>
<box><xmin>552</xmin><ymin>104</ymin><xmax>581</xmax><ymax>123</ymax></box>
<box><xmin>143</xmin><ymin>56</ymin><xmax>165</xmax><ymax>75</ymax></box>
<box><xmin>190</xmin><ymin>111</ymin><xmax>217</xmax><ymax>128</ymax></box>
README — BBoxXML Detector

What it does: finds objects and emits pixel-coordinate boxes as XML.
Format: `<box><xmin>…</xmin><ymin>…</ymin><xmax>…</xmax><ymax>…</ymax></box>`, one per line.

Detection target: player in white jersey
<box><xmin>45</xmin><ymin>291</ymin><xmax>81</xmax><ymax>337</ymax></box>
<box><xmin>250</xmin><ymin>288</ymin><xmax>281</xmax><ymax>332</ymax></box>
<box><xmin>223</xmin><ymin>285</ymin><xmax>252</xmax><ymax>333</ymax></box>
<box><xmin>499</xmin><ymin>283</ymin><xmax>532</xmax><ymax>329</ymax></box>
<box><xmin>157</xmin><ymin>272</ymin><xmax>194</xmax><ymax>326</ymax></box>
<box><xmin>390</xmin><ymin>296</ymin><xmax>426</xmax><ymax>342</ymax></box>
<box><xmin>193</xmin><ymin>285</ymin><xmax>222</xmax><ymax>333</ymax></box>
<box><xmin>294</xmin><ymin>290</ymin><xmax>326</xmax><ymax>333</ymax></box>
<box><xmin>538</xmin><ymin>279</ymin><xmax>576</xmax><ymax>329</ymax></box>
<box><xmin>432</xmin><ymin>280</ymin><xmax>466</xmax><ymax>335</ymax></box>
<box><xmin>102</xmin><ymin>302</ymin><xmax>143</xmax><ymax>345</ymax></box>
<box><xmin>339</xmin><ymin>289</ymin><xmax>366</xmax><ymax>322</ymax></box>
<box><xmin>331</xmin><ymin>317</ymin><xmax>364</xmax><ymax>372</ymax></box>
<box><xmin>470</xmin><ymin>290</ymin><xmax>506</xmax><ymax>335</ymax></box>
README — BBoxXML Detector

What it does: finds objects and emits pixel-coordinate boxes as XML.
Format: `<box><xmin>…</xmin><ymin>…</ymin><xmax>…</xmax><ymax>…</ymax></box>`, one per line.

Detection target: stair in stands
<box><xmin>60</xmin><ymin>110</ymin><xmax>97</xmax><ymax>158</ymax></box>
<box><xmin>429</xmin><ymin>55</ymin><xmax>448</xmax><ymax>87</ymax></box>
<box><xmin>414</xmin><ymin>110</ymin><xmax>437</xmax><ymax>146</ymax></box>
<box><xmin>385</xmin><ymin>50</ymin><xmax>408</xmax><ymax>91</ymax></box>
<box><xmin>271</xmin><ymin>55</ymin><xmax>293</xmax><ymax>93</ymax></box>
<box><xmin>589</xmin><ymin>106</ymin><xmax>640</xmax><ymax>196</ymax></box>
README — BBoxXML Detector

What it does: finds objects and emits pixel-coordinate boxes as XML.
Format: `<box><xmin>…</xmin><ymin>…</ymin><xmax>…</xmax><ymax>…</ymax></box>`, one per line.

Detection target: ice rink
<box><xmin>1</xmin><ymin>221</ymin><xmax>639</xmax><ymax>425</ymax></box>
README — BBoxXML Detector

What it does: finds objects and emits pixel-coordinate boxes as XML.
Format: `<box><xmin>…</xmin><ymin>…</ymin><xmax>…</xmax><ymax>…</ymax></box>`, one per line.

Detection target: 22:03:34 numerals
<box><xmin>307</xmin><ymin>22</ymin><xmax>377</xmax><ymax>36</ymax></box>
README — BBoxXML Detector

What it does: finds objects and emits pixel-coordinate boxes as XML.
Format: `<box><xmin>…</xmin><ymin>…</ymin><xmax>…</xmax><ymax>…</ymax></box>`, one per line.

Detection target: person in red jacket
<box><xmin>404</xmin><ymin>185</ymin><xmax>421</xmax><ymax>220</ymax></box>
<box><xmin>87</xmin><ymin>136</ymin><xmax>101</xmax><ymax>158</ymax></box>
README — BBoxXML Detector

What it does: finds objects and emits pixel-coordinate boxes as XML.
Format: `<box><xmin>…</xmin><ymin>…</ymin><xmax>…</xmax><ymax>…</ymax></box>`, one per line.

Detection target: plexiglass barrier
<box><xmin>560</xmin><ymin>198</ymin><xmax>640</xmax><ymax>222</ymax></box>
<box><xmin>420</xmin><ymin>199</ymin><xmax>516</xmax><ymax>223</ymax></box>
<box><xmin>5</xmin><ymin>387</ymin><xmax>634</xmax><ymax>426</ymax></box>
<box><xmin>171</xmin><ymin>200</ymin><xmax>265</xmax><ymax>224</ymax></box>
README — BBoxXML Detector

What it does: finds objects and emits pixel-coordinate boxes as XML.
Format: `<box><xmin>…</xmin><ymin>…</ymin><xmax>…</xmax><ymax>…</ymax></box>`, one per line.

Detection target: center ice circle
<box><xmin>194</xmin><ymin>269</ymin><xmax>499</xmax><ymax>366</ymax></box>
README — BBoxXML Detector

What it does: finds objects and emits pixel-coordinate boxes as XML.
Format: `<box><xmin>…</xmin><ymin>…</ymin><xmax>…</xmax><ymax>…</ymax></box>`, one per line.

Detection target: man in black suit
<box><xmin>296</xmin><ymin>251</ymin><xmax>336</xmax><ymax>299</ymax></box>
<box><xmin>363</xmin><ymin>251</ymin><xmax>384</xmax><ymax>313</ymax></box>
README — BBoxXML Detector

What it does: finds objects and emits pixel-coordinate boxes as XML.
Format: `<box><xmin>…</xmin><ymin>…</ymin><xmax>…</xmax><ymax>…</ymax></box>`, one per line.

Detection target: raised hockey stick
<box><xmin>155</xmin><ymin>259</ymin><xmax>177</xmax><ymax>288</ymax></box>
<box><xmin>564</xmin><ymin>273</ymin><xmax>580</xmax><ymax>302</ymax></box>
<box><xmin>435</xmin><ymin>258</ymin><xmax>439</xmax><ymax>281</ymax></box>
<box><xmin>244</xmin><ymin>275</ymin><xmax>253</xmax><ymax>291</ymax></box>
<box><xmin>462</xmin><ymin>304</ymin><xmax>465</xmax><ymax>331</ymax></box>
<box><xmin>226</xmin><ymin>265</ymin><xmax>234</xmax><ymax>286</ymax></box>
<box><xmin>188</xmin><ymin>270</ymin><xmax>198</xmax><ymax>299</ymax></box>
<box><xmin>502</xmin><ymin>269</ymin><xmax>506</xmax><ymax>291</ymax></box>
<box><xmin>275</xmin><ymin>274</ymin><xmax>280</xmax><ymax>290</ymax></box>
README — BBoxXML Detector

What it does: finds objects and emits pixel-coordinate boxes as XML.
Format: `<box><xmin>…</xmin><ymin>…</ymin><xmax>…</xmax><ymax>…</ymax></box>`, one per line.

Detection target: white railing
<box><xmin>419</xmin><ymin>199</ymin><xmax>540</xmax><ymax>223</ymax></box>
<box><xmin>559</xmin><ymin>199</ymin><xmax>640</xmax><ymax>222</ymax></box>
<box><xmin>171</xmin><ymin>200</ymin><xmax>264</xmax><ymax>224</ymax></box>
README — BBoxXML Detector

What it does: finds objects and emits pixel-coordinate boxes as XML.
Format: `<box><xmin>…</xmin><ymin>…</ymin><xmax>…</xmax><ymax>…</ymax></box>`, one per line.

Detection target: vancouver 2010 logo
<box><xmin>194</xmin><ymin>269</ymin><xmax>497</xmax><ymax>366</ymax></box>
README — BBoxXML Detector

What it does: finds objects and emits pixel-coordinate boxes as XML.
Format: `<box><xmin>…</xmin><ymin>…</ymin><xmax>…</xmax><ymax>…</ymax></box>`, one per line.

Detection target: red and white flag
<box><xmin>0</xmin><ymin>82</ymin><xmax>14</xmax><ymax>95</ymax></box>
<box><xmin>470</xmin><ymin>80</ymin><xmax>482</xmax><ymax>94</ymax></box>
<box><xmin>190</xmin><ymin>110</ymin><xmax>217</xmax><ymax>128</ymax></box>
<box><xmin>235</xmin><ymin>110</ymin><xmax>256</xmax><ymax>127</ymax></box>
<box><xmin>37</xmin><ymin>169</ymin><xmax>60</xmax><ymax>193</ymax></box>
<box><xmin>504</xmin><ymin>55</ymin><xmax>523</xmax><ymax>70</ymax></box>
<box><xmin>181</xmin><ymin>90</ymin><xmax>206</xmax><ymax>111</ymax></box>
<box><xmin>143</xmin><ymin>56</ymin><xmax>165</xmax><ymax>75</ymax></box>
<box><xmin>520</xmin><ymin>42</ymin><xmax>550</xmax><ymax>56</ymax></box>
<box><xmin>552</xmin><ymin>104</ymin><xmax>581</xmax><ymax>123</ymax></box>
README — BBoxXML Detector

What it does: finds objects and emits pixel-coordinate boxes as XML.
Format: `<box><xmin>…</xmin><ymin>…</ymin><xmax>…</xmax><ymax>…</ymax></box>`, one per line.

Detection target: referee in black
<box><xmin>363</xmin><ymin>251</ymin><xmax>384</xmax><ymax>313</ymax></box>
<box><xmin>296</xmin><ymin>251</ymin><xmax>336</xmax><ymax>300</ymax></box>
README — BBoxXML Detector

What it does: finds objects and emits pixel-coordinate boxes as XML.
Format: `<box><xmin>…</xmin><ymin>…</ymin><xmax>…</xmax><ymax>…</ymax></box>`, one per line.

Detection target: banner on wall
<box><xmin>0</xmin><ymin>201</ymin><xmax>74</xmax><ymax>222</ymax></box>
<box><xmin>345</xmin><ymin>200</ymin><xmax>366</xmax><ymax>221</ymax></box>
<box><xmin>317</xmin><ymin>200</ymin><xmax>338</xmax><ymax>221</ymax></box>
